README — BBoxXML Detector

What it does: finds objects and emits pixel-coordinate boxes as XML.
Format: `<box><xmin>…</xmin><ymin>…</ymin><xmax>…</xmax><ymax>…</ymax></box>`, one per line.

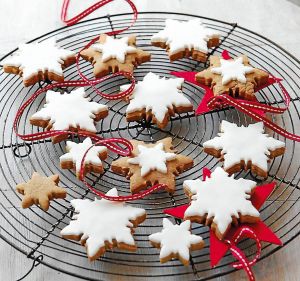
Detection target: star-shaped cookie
<box><xmin>128</xmin><ymin>142</ymin><xmax>176</xmax><ymax>177</ymax></box>
<box><xmin>80</xmin><ymin>34</ymin><xmax>151</xmax><ymax>78</ymax></box>
<box><xmin>195</xmin><ymin>55</ymin><xmax>269</xmax><ymax>100</ymax></box>
<box><xmin>111</xmin><ymin>137</ymin><xmax>194</xmax><ymax>194</ymax></box>
<box><xmin>149</xmin><ymin>218</ymin><xmax>204</xmax><ymax>265</ymax></box>
<box><xmin>3</xmin><ymin>38</ymin><xmax>76</xmax><ymax>86</ymax></box>
<box><xmin>151</xmin><ymin>19</ymin><xmax>220</xmax><ymax>62</ymax></box>
<box><xmin>16</xmin><ymin>172</ymin><xmax>66</xmax><ymax>211</ymax></box>
<box><xmin>30</xmin><ymin>88</ymin><xmax>108</xmax><ymax>143</ymax></box>
<box><xmin>184</xmin><ymin>167</ymin><xmax>260</xmax><ymax>239</ymax></box>
<box><xmin>61</xmin><ymin>188</ymin><xmax>146</xmax><ymax>261</ymax></box>
<box><xmin>121</xmin><ymin>72</ymin><xmax>193</xmax><ymax>129</ymax></box>
<box><xmin>60</xmin><ymin>137</ymin><xmax>108</xmax><ymax>177</ymax></box>
<box><xmin>203</xmin><ymin>121</ymin><xmax>285</xmax><ymax>177</ymax></box>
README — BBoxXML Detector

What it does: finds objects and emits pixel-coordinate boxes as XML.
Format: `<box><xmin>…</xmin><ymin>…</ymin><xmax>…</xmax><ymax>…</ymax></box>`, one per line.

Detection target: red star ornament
<box><xmin>171</xmin><ymin>50</ymin><xmax>282</xmax><ymax>116</ymax></box>
<box><xmin>164</xmin><ymin>167</ymin><xmax>282</xmax><ymax>268</ymax></box>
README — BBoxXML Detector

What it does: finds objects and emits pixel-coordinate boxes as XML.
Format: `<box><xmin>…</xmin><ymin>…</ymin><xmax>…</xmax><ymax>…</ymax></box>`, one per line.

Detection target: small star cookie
<box><xmin>16</xmin><ymin>172</ymin><xmax>66</xmax><ymax>211</ymax></box>
<box><xmin>60</xmin><ymin>137</ymin><xmax>108</xmax><ymax>177</ymax></box>
<box><xmin>151</xmin><ymin>19</ymin><xmax>219</xmax><ymax>62</ymax></box>
<box><xmin>196</xmin><ymin>55</ymin><xmax>269</xmax><ymax>100</ymax></box>
<box><xmin>30</xmin><ymin>88</ymin><xmax>108</xmax><ymax>143</ymax></box>
<box><xmin>121</xmin><ymin>72</ymin><xmax>193</xmax><ymax>129</ymax></box>
<box><xmin>61</xmin><ymin>188</ymin><xmax>146</xmax><ymax>261</ymax></box>
<box><xmin>80</xmin><ymin>34</ymin><xmax>151</xmax><ymax>78</ymax></box>
<box><xmin>3</xmin><ymin>38</ymin><xmax>76</xmax><ymax>86</ymax></box>
<box><xmin>149</xmin><ymin>218</ymin><xmax>204</xmax><ymax>265</ymax></box>
<box><xmin>183</xmin><ymin>167</ymin><xmax>260</xmax><ymax>240</ymax></box>
<box><xmin>203</xmin><ymin>121</ymin><xmax>285</xmax><ymax>177</ymax></box>
<box><xmin>111</xmin><ymin>137</ymin><xmax>194</xmax><ymax>194</ymax></box>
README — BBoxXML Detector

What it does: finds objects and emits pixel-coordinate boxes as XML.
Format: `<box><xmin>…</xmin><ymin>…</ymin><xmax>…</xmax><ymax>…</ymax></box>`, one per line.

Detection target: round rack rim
<box><xmin>0</xmin><ymin>11</ymin><xmax>300</xmax><ymax>281</ymax></box>
<box><xmin>0</xmin><ymin>11</ymin><xmax>300</xmax><ymax>65</ymax></box>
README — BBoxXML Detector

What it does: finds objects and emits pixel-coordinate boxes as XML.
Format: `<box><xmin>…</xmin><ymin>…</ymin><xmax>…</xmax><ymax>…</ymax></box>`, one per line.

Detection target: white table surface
<box><xmin>0</xmin><ymin>0</ymin><xmax>300</xmax><ymax>280</ymax></box>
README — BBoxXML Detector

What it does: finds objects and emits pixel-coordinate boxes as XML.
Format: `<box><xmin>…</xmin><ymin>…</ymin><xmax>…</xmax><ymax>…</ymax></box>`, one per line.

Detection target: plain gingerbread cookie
<box><xmin>16</xmin><ymin>172</ymin><xmax>66</xmax><ymax>211</ymax></box>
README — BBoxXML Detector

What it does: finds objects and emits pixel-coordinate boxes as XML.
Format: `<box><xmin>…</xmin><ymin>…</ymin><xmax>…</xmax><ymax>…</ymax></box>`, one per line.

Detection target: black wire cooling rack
<box><xmin>0</xmin><ymin>12</ymin><xmax>300</xmax><ymax>281</ymax></box>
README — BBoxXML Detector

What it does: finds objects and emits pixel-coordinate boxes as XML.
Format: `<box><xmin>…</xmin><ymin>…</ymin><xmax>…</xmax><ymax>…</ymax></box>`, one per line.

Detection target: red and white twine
<box><xmin>225</xmin><ymin>227</ymin><xmax>262</xmax><ymax>281</ymax></box>
<box><xmin>13</xmin><ymin>0</ymin><xmax>170</xmax><ymax>202</ymax></box>
<box><xmin>209</xmin><ymin>51</ymin><xmax>299</xmax><ymax>142</ymax></box>
<box><xmin>10</xmin><ymin>4</ymin><xmax>283</xmax><ymax>278</ymax></box>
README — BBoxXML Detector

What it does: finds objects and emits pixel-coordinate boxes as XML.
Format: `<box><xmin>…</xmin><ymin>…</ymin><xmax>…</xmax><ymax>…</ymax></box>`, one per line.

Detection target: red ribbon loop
<box><xmin>207</xmin><ymin>93</ymin><xmax>300</xmax><ymax>142</ymax></box>
<box><xmin>13</xmin><ymin>78</ymin><xmax>134</xmax><ymax>144</ymax></box>
<box><xmin>12</xmin><ymin>0</ymin><xmax>171</xmax><ymax>202</ymax></box>
<box><xmin>79</xmin><ymin>138</ymin><xmax>169</xmax><ymax>201</ymax></box>
<box><xmin>225</xmin><ymin>227</ymin><xmax>261</xmax><ymax>281</ymax></box>
<box><xmin>61</xmin><ymin>0</ymin><xmax>138</xmax><ymax>101</ymax></box>
<box><xmin>61</xmin><ymin>0</ymin><xmax>138</xmax><ymax>33</ymax></box>
<box><xmin>232</xmin><ymin>75</ymin><xmax>289</xmax><ymax>115</ymax></box>
<box><xmin>83</xmin><ymin>180</ymin><xmax>168</xmax><ymax>201</ymax></box>
<box><xmin>13</xmin><ymin>77</ymin><xmax>134</xmax><ymax>156</ymax></box>
<box><xmin>13</xmin><ymin>76</ymin><xmax>169</xmax><ymax>201</ymax></box>
<box><xmin>205</xmin><ymin>51</ymin><xmax>300</xmax><ymax>141</ymax></box>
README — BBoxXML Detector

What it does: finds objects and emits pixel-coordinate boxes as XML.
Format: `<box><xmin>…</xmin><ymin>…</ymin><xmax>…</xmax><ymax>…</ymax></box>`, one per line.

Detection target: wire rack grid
<box><xmin>0</xmin><ymin>12</ymin><xmax>299</xmax><ymax>281</ymax></box>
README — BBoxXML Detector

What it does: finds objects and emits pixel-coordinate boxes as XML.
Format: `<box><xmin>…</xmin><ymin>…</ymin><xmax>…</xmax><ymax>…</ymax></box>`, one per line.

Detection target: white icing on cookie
<box><xmin>203</xmin><ymin>121</ymin><xmax>285</xmax><ymax>172</ymax></box>
<box><xmin>31</xmin><ymin>88</ymin><xmax>108</xmax><ymax>132</ymax></box>
<box><xmin>151</xmin><ymin>19</ymin><xmax>219</xmax><ymax>55</ymax></box>
<box><xmin>149</xmin><ymin>218</ymin><xmax>203</xmax><ymax>262</ymax></box>
<box><xmin>121</xmin><ymin>72</ymin><xmax>192</xmax><ymax>123</ymax></box>
<box><xmin>128</xmin><ymin>143</ymin><xmax>176</xmax><ymax>177</ymax></box>
<box><xmin>3</xmin><ymin>38</ymin><xmax>75</xmax><ymax>80</ymax></box>
<box><xmin>184</xmin><ymin>167</ymin><xmax>259</xmax><ymax>235</ymax></box>
<box><xmin>92</xmin><ymin>36</ymin><xmax>137</xmax><ymax>63</ymax></box>
<box><xmin>61</xmin><ymin>188</ymin><xmax>146</xmax><ymax>258</ymax></box>
<box><xmin>211</xmin><ymin>57</ymin><xmax>254</xmax><ymax>85</ymax></box>
<box><xmin>60</xmin><ymin>137</ymin><xmax>107</xmax><ymax>173</ymax></box>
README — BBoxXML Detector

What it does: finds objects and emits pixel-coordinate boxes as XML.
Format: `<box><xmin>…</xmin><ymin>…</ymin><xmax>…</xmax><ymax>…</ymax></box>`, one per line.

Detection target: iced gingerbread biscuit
<box><xmin>30</xmin><ymin>88</ymin><xmax>108</xmax><ymax>143</ymax></box>
<box><xmin>203</xmin><ymin>121</ymin><xmax>285</xmax><ymax>178</ymax></box>
<box><xmin>3</xmin><ymin>38</ymin><xmax>76</xmax><ymax>86</ymax></box>
<box><xmin>60</xmin><ymin>137</ymin><xmax>108</xmax><ymax>178</ymax></box>
<box><xmin>61</xmin><ymin>188</ymin><xmax>146</xmax><ymax>261</ymax></box>
<box><xmin>196</xmin><ymin>55</ymin><xmax>269</xmax><ymax>100</ymax></box>
<box><xmin>149</xmin><ymin>218</ymin><xmax>204</xmax><ymax>265</ymax></box>
<box><xmin>183</xmin><ymin>167</ymin><xmax>260</xmax><ymax>240</ymax></box>
<box><xmin>111</xmin><ymin>137</ymin><xmax>194</xmax><ymax>194</ymax></box>
<box><xmin>80</xmin><ymin>34</ymin><xmax>151</xmax><ymax>78</ymax></box>
<box><xmin>151</xmin><ymin>19</ymin><xmax>219</xmax><ymax>62</ymax></box>
<box><xmin>121</xmin><ymin>72</ymin><xmax>193</xmax><ymax>129</ymax></box>
<box><xmin>16</xmin><ymin>172</ymin><xmax>67</xmax><ymax>211</ymax></box>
